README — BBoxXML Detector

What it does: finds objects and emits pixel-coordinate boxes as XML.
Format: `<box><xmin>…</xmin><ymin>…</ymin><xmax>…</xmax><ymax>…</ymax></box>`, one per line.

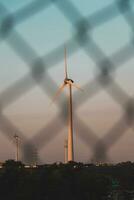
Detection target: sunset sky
<box><xmin>0</xmin><ymin>0</ymin><xmax>134</xmax><ymax>163</ymax></box>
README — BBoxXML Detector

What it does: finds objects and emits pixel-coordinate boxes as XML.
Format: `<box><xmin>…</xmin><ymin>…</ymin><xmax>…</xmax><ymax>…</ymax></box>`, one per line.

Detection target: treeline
<box><xmin>0</xmin><ymin>160</ymin><xmax>134</xmax><ymax>200</ymax></box>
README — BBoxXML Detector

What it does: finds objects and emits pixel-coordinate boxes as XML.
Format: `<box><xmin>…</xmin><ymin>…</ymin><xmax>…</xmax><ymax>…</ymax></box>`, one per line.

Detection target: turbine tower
<box><xmin>14</xmin><ymin>134</ymin><xmax>20</xmax><ymax>162</ymax></box>
<box><xmin>51</xmin><ymin>47</ymin><xmax>82</xmax><ymax>162</ymax></box>
<box><xmin>64</xmin><ymin>139</ymin><xmax>68</xmax><ymax>163</ymax></box>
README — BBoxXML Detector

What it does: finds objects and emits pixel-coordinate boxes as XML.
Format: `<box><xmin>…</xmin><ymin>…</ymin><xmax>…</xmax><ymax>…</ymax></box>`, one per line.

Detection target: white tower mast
<box><xmin>14</xmin><ymin>134</ymin><xmax>19</xmax><ymax>161</ymax></box>
<box><xmin>67</xmin><ymin>76</ymin><xmax>74</xmax><ymax>161</ymax></box>
<box><xmin>64</xmin><ymin>139</ymin><xmax>68</xmax><ymax>163</ymax></box>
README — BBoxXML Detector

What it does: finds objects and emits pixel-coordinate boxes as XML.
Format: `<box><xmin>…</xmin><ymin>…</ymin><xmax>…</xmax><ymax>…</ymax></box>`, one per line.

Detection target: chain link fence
<box><xmin>0</xmin><ymin>0</ymin><xmax>134</xmax><ymax>164</ymax></box>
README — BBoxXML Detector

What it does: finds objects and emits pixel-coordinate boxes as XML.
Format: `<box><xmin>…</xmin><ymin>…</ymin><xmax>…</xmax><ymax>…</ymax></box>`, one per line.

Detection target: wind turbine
<box><xmin>64</xmin><ymin>138</ymin><xmax>68</xmax><ymax>164</ymax></box>
<box><xmin>51</xmin><ymin>47</ymin><xmax>82</xmax><ymax>162</ymax></box>
<box><xmin>14</xmin><ymin>134</ymin><xmax>20</xmax><ymax>162</ymax></box>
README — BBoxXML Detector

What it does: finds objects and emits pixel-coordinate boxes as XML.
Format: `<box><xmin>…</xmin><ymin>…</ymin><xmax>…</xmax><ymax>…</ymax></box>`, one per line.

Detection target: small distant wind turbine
<box><xmin>14</xmin><ymin>134</ymin><xmax>20</xmax><ymax>162</ymax></box>
<box><xmin>51</xmin><ymin>47</ymin><xmax>82</xmax><ymax>162</ymax></box>
<box><xmin>64</xmin><ymin>138</ymin><xmax>68</xmax><ymax>164</ymax></box>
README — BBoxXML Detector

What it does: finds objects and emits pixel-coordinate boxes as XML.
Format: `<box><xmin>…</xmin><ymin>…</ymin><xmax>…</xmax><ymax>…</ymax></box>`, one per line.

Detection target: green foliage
<box><xmin>3</xmin><ymin>159</ymin><xmax>24</xmax><ymax>169</ymax></box>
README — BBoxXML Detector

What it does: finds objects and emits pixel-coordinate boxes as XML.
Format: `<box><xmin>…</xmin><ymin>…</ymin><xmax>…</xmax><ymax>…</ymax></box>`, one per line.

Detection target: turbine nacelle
<box><xmin>64</xmin><ymin>78</ymin><xmax>74</xmax><ymax>85</ymax></box>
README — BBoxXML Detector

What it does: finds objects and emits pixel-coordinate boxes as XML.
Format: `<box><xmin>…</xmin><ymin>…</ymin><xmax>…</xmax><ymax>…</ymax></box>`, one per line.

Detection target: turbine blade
<box><xmin>50</xmin><ymin>83</ymin><xmax>66</xmax><ymax>105</ymax></box>
<box><xmin>71</xmin><ymin>83</ymin><xmax>84</xmax><ymax>91</ymax></box>
<box><xmin>64</xmin><ymin>46</ymin><xmax>68</xmax><ymax>79</ymax></box>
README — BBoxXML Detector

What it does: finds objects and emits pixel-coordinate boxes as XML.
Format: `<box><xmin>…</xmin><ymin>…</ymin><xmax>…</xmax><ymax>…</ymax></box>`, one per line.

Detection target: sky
<box><xmin>0</xmin><ymin>0</ymin><xmax>134</xmax><ymax>163</ymax></box>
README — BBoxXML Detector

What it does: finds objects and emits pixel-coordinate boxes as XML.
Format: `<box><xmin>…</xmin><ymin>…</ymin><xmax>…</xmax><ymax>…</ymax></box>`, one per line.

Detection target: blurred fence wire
<box><xmin>0</xmin><ymin>0</ymin><xmax>134</xmax><ymax>164</ymax></box>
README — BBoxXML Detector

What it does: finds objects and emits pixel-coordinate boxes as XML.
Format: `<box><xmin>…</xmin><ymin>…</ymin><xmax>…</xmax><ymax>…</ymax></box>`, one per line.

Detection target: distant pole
<box><xmin>64</xmin><ymin>139</ymin><xmax>68</xmax><ymax>163</ymax></box>
<box><xmin>14</xmin><ymin>135</ymin><xmax>19</xmax><ymax>161</ymax></box>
